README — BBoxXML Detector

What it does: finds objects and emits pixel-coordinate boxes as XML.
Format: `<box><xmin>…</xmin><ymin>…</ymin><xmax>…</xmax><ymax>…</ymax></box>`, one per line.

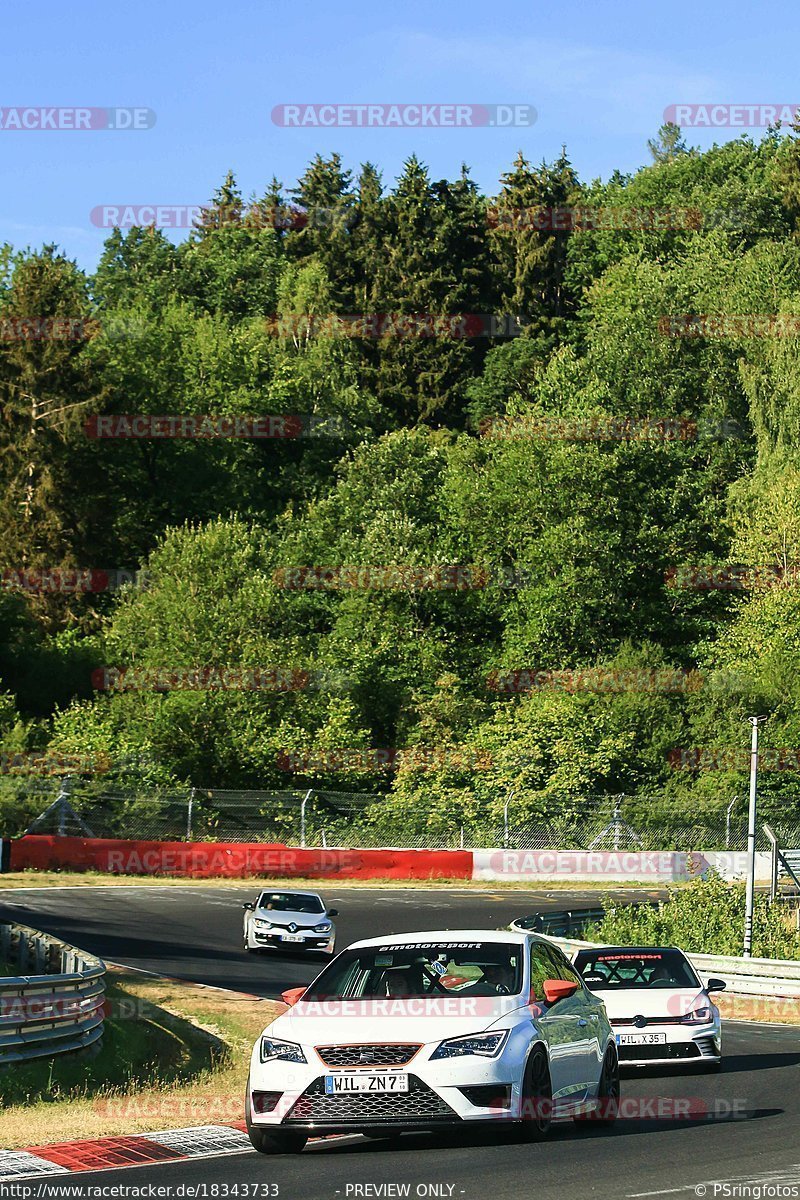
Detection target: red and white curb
<box><xmin>0</xmin><ymin>1124</ymin><xmax>253</xmax><ymax>1181</ymax></box>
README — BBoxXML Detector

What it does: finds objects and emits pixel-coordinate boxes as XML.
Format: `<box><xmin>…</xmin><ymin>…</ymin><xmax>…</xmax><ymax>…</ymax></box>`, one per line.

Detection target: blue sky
<box><xmin>2</xmin><ymin>0</ymin><xmax>798</xmax><ymax>271</ymax></box>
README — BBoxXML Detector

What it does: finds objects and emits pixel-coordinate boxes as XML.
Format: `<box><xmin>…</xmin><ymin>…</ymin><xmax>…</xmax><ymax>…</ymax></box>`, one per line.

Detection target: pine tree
<box><xmin>489</xmin><ymin>148</ymin><xmax>580</xmax><ymax>338</ymax></box>
<box><xmin>196</xmin><ymin>170</ymin><xmax>244</xmax><ymax>234</ymax></box>
<box><xmin>0</xmin><ymin>248</ymin><xmax>104</xmax><ymax>585</ymax></box>
<box><xmin>647</xmin><ymin>122</ymin><xmax>691</xmax><ymax>164</ymax></box>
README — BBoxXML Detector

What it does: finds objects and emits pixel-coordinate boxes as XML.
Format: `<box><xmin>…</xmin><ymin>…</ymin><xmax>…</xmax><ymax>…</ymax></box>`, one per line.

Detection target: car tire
<box><xmin>515</xmin><ymin>1046</ymin><xmax>552</xmax><ymax>1141</ymax></box>
<box><xmin>245</xmin><ymin>1087</ymin><xmax>307</xmax><ymax>1155</ymax></box>
<box><xmin>575</xmin><ymin>1047</ymin><xmax>619</xmax><ymax>1128</ymax></box>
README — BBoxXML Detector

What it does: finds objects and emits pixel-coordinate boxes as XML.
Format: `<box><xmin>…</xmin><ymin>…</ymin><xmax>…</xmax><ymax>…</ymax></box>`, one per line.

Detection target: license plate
<box><xmin>616</xmin><ymin>1032</ymin><xmax>667</xmax><ymax>1046</ymax></box>
<box><xmin>281</xmin><ymin>933</ymin><xmax>305</xmax><ymax>943</ymax></box>
<box><xmin>324</xmin><ymin>1074</ymin><xmax>409</xmax><ymax>1094</ymax></box>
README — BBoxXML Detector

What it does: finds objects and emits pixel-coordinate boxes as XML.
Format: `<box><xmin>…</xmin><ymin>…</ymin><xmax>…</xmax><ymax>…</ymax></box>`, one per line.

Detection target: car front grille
<box><xmin>316</xmin><ymin>1044</ymin><xmax>420</xmax><ymax>1067</ymax></box>
<box><xmin>264</xmin><ymin>921</ymin><xmax>317</xmax><ymax>931</ymax></box>
<box><xmin>284</xmin><ymin>1075</ymin><xmax>458</xmax><ymax>1124</ymax></box>
<box><xmin>618</xmin><ymin>1041</ymin><xmax>701</xmax><ymax>1061</ymax></box>
<box><xmin>610</xmin><ymin>1017</ymin><xmax>684</xmax><ymax>1027</ymax></box>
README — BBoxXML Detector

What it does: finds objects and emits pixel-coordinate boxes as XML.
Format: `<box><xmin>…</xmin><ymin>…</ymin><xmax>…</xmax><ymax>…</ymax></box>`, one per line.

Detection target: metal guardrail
<box><xmin>512</xmin><ymin>908</ymin><xmax>607</xmax><ymax>938</ymax></box>
<box><xmin>0</xmin><ymin>923</ymin><xmax>106</xmax><ymax>1064</ymax></box>
<box><xmin>510</xmin><ymin>910</ymin><xmax>800</xmax><ymax>999</ymax></box>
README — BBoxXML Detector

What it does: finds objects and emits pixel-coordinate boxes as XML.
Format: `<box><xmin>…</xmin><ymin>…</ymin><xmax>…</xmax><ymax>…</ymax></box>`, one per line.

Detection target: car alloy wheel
<box><xmin>576</xmin><ymin>1048</ymin><xmax>619</xmax><ymax>1128</ymax></box>
<box><xmin>517</xmin><ymin>1046</ymin><xmax>552</xmax><ymax>1141</ymax></box>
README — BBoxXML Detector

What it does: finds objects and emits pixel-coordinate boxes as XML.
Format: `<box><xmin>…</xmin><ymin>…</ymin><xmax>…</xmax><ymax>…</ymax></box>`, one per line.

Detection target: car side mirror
<box><xmin>327</xmin><ymin>908</ymin><xmax>339</xmax><ymax>917</ymax></box>
<box><xmin>542</xmin><ymin>979</ymin><xmax>579</xmax><ymax>1004</ymax></box>
<box><xmin>281</xmin><ymin>986</ymin><xmax>306</xmax><ymax>1006</ymax></box>
<box><xmin>242</xmin><ymin>902</ymin><xmax>254</xmax><ymax>910</ymax></box>
<box><xmin>706</xmin><ymin>977</ymin><xmax>727</xmax><ymax>993</ymax></box>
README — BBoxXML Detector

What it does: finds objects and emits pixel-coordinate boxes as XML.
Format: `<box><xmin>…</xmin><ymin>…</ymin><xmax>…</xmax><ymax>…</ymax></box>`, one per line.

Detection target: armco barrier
<box><xmin>0</xmin><ymin>923</ymin><xmax>106</xmax><ymax>1063</ymax></box>
<box><xmin>509</xmin><ymin>911</ymin><xmax>800</xmax><ymax>999</ymax></box>
<box><xmin>9</xmin><ymin>836</ymin><xmax>473</xmax><ymax>880</ymax></box>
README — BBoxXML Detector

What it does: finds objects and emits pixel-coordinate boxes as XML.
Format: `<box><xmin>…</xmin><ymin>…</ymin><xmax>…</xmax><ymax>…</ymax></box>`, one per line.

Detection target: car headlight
<box><xmin>314</xmin><ymin>922</ymin><xmax>332</xmax><ymax>933</ymax></box>
<box><xmin>260</xmin><ymin>1037</ymin><xmax>306</xmax><ymax>1063</ymax></box>
<box><xmin>254</xmin><ymin>919</ymin><xmax>271</xmax><ymax>929</ymax></box>
<box><xmin>430</xmin><ymin>1031</ymin><xmax>509</xmax><ymax>1060</ymax></box>
<box><xmin>682</xmin><ymin>1005</ymin><xmax>714</xmax><ymax>1024</ymax></box>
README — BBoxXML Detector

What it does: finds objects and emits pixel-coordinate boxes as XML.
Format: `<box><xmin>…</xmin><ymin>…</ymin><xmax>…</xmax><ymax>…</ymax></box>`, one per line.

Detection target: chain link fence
<box><xmin>4</xmin><ymin>778</ymin><xmax>800</xmax><ymax>851</ymax></box>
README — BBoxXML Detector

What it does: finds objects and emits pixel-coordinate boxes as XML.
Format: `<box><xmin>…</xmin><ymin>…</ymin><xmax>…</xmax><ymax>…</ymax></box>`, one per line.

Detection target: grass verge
<box><xmin>0</xmin><ymin>967</ymin><xmax>280</xmax><ymax>1149</ymax></box>
<box><xmin>0</xmin><ymin>869</ymin><xmax>668</xmax><ymax>891</ymax></box>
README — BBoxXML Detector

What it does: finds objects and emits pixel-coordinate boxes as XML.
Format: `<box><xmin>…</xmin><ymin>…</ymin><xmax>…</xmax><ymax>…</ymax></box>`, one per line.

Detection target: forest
<box><xmin>2</xmin><ymin>122</ymin><xmax>800</xmax><ymax>842</ymax></box>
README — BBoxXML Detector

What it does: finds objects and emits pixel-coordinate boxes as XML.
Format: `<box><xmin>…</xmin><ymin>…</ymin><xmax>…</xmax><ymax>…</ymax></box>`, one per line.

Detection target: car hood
<box><xmin>253</xmin><ymin>908</ymin><xmax>328</xmax><ymax>926</ymax></box>
<box><xmin>267</xmin><ymin>996</ymin><xmax>522</xmax><ymax>1046</ymax></box>
<box><xmin>593</xmin><ymin>987</ymin><xmax>708</xmax><ymax>1021</ymax></box>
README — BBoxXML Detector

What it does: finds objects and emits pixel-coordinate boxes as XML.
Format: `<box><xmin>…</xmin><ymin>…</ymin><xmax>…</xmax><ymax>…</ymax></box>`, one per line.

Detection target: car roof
<box><xmin>257</xmin><ymin>889</ymin><xmax>323</xmax><ymax>900</ymax></box>
<box><xmin>347</xmin><ymin>929</ymin><xmax>532</xmax><ymax>950</ymax></box>
<box><xmin>574</xmin><ymin>945</ymin><xmax>683</xmax><ymax>956</ymax></box>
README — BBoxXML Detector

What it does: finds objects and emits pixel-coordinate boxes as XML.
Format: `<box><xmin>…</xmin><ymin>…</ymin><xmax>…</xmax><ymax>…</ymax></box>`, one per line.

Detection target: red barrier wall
<box><xmin>10</xmin><ymin>837</ymin><xmax>473</xmax><ymax>881</ymax></box>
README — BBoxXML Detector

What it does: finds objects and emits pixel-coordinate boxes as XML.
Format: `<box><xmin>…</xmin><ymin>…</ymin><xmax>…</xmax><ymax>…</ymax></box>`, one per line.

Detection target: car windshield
<box><xmin>257</xmin><ymin>893</ymin><xmax>324</xmax><ymax>914</ymax></box>
<box><xmin>302</xmin><ymin>940</ymin><xmax>522</xmax><ymax>1000</ymax></box>
<box><xmin>574</xmin><ymin>949</ymin><xmax>700</xmax><ymax>990</ymax></box>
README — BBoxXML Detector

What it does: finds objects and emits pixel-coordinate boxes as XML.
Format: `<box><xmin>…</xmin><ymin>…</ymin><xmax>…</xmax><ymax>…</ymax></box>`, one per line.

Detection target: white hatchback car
<box><xmin>245</xmin><ymin>928</ymin><xmax>619</xmax><ymax>1154</ymax></box>
<box><xmin>242</xmin><ymin>890</ymin><xmax>338</xmax><ymax>955</ymax></box>
<box><xmin>572</xmin><ymin>946</ymin><xmax>725</xmax><ymax>1070</ymax></box>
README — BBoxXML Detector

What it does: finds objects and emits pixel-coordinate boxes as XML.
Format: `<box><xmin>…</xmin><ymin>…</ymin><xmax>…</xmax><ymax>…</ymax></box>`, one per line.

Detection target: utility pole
<box><xmin>744</xmin><ymin>716</ymin><xmax>768</xmax><ymax>958</ymax></box>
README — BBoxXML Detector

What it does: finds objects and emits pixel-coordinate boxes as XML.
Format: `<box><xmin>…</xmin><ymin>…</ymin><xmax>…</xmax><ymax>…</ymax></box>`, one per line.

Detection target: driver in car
<box><xmin>459</xmin><ymin>962</ymin><xmax>515</xmax><ymax>996</ymax></box>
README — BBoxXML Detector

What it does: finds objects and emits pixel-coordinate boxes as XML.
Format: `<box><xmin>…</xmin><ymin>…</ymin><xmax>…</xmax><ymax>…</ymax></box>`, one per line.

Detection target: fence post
<box><xmin>186</xmin><ymin>789</ymin><xmax>195</xmax><ymax>842</ymax></box>
<box><xmin>503</xmin><ymin>791</ymin><xmax>514</xmax><ymax>849</ymax></box>
<box><xmin>301</xmin><ymin>789</ymin><xmax>313</xmax><ymax>849</ymax></box>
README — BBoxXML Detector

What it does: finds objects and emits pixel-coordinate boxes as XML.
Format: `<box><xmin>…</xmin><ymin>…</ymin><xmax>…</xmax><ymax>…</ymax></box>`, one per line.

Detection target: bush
<box><xmin>585</xmin><ymin>873</ymin><xmax>800</xmax><ymax>960</ymax></box>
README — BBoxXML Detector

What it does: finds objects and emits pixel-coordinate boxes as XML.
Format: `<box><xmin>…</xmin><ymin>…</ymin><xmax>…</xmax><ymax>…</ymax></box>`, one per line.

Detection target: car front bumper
<box><xmin>248</xmin><ymin>927</ymin><xmax>335</xmax><ymax>953</ymax></box>
<box><xmin>248</xmin><ymin>1044</ymin><xmax>525</xmax><ymax>1132</ymax></box>
<box><xmin>613</xmin><ymin>1020</ymin><xmax>721</xmax><ymax>1067</ymax></box>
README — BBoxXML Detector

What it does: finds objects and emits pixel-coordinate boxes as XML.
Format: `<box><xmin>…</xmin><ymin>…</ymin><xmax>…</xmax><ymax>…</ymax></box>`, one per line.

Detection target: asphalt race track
<box><xmin>0</xmin><ymin>884</ymin><xmax>658</xmax><ymax>997</ymax></box>
<box><xmin>1</xmin><ymin>884</ymin><xmax>799</xmax><ymax>1200</ymax></box>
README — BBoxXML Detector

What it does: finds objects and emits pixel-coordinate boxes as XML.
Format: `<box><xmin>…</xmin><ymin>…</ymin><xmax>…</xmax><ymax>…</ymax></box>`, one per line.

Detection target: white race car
<box><xmin>242</xmin><ymin>890</ymin><xmax>338</xmax><ymax>955</ymax></box>
<box><xmin>245</xmin><ymin>928</ymin><xmax>619</xmax><ymax>1154</ymax></box>
<box><xmin>572</xmin><ymin>946</ymin><xmax>725</xmax><ymax>1070</ymax></box>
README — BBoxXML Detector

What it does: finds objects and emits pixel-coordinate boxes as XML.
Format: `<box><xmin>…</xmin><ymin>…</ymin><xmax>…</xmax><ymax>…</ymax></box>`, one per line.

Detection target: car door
<box><xmin>529</xmin><ymin>942</ymin><xmax>587</xmax><ymax>1108</ymax></box>
<box><xmin>540</xmin><ymin>943</ymin><xmax>605</xmax><ymax>1096</ymax></box>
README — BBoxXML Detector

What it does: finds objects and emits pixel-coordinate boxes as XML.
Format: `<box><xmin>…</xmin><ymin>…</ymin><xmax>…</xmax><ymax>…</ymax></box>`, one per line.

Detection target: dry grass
<box><xmin>0</xmin><ymin>869</ymin><xmax>666</xmax><ymax>892</ymax></box>
<box><xmin>717</xmin><ymin>992</ymin><xmax>800</xmax><ymax>1026</ymax></box>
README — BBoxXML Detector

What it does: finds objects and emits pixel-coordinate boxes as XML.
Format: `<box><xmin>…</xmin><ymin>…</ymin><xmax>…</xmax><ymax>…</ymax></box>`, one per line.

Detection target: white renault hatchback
<box><xmin>242</xmin><ymin>890</ymin><xmax>338</xmax><ymax>955</ymax></box>
<box><xmin>245</xmin><ymin>929</ymin><xmax>619</xmax><ymax>1154</ymax></box>
<box><xmin>572</xmin><ymin>946</ymin><xmax>724</xmax><ymax>1070</ymax></box>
